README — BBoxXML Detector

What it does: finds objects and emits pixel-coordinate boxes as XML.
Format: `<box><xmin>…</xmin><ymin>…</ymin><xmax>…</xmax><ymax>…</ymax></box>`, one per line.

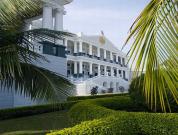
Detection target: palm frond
<box><xmin>0</xmin><ymin>27</ymin><xmax>74</xmax><ymax>77</ymax></box>
<box><xmin>0</xmin><ymin>0</ymin><xmax>42</xmax><ymax>28</ymax></box>
<box><xmin>1</xmin><ymin>63</ymin><xmax>74</xmax><ymax>101</ymax></box>
<box><xmin>124</xmin><ymin>0</ymin><xmax>178</xmax><ymax>112</ymax></box>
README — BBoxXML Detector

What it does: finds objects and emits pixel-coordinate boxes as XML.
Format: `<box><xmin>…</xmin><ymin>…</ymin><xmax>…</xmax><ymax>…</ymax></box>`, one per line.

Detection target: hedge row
<box><xmin>0</xmin><ymin>101</ymin><xmax>78</xmax><ymax>120</ymax></box>
<box><xmin>67</xmin><ymin>93</ymin><xmax>128</xmax><ymax>101</ymax></box>
<box><xmin>48</xmin><ymin>96</ymin><xmax>178</xmax><ymax>135</ymax></box>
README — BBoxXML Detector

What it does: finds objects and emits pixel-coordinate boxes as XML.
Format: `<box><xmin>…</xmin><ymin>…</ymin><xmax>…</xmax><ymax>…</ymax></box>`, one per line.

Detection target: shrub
<box><xmin>119</xmin><ymin>86</ymin><xmax>125</xmax><ymax>93</ymax></box>
<box><xmin>90</xmin><ymin>86</ymin><xmax>98</xmax><ymax>95</ymax></box>
<box><xmin>101</xmin><ymin>90</ymin><xmax>106</xmax><ymax>94</ymax></box>
<box><xmin>129</xmin><ymin>74</ymin><xmax>178</xmax><ymax>112</ymax></box>
<box><xmin>68</xmin><ymin>96</ymin><xmax>147</xmax><ymax>124</ymax></box>
<box><xmin>67</xmin><ymin>93</ymin><xmax>128</xmax><ymax>101</ymax></box>
<box><xmin>0</xmin><ymin>101</ymin><xmax>78</xmax><ymax>120</ymax></box>
<box><xmin>129</xmin><ymin>74</ymin><xmax>147</xmax><ymax>108</ymax></box>
<box><xmin>48</xmin><ymin>113</ymin><xmax>178</xmax><ymax>135</ymax></box>
<box><xmin>48</xmin><ymin>96</ymin><xmax>178</xmax><ymax>135</ymax></box>
<box><xmin>107</xmin><ymin>88</ymin><xmax>113</xmax><ymax>93</ymax></box>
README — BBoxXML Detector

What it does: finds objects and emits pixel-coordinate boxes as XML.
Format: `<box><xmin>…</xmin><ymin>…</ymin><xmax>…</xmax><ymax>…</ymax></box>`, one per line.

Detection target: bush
<box><xmin>107</xmin><ymin>88</ymin><xmax>113</xmax><ymax>93</ymax></box>
<box><xmin>68</xmin><ymin>96</ymin><xmax>147</xmax><ymax>124</ymax></box>
<box><xmin>90</xmin><ymin>86</ymin><xmax>98</xmax><ymax>95</ymax></box>
<box><xmin>0</xmin><ymin>101</ymin><xmax>78</xmax><ymax>120</ymax></box>
<box><xmin>129</xmin><ymin>74</ymin><xmax>147</xmax><ymax>108</ymax></box>
<box><xmin>48</xmin><ymin>96</ymin><xmax>178</xmax><ymax>135</ymax></box>
<box><xmin>48</xmin><ymin>113</ymin><xmax>178</xmax><ymax>135</ymax></box>
<box><xmin>129</xmin><ymin>74</ymin><xmax>178</xmax><ymax>112</ymax></box>
<box><xmin>67</xmin><ymin>93</ymin><xmax>128</xmax><ymax>101</ymax></box>
<box><xmin>101</xmin><ymin>90</ymin><xmax>106</xmax><ymax>94</ymax></box>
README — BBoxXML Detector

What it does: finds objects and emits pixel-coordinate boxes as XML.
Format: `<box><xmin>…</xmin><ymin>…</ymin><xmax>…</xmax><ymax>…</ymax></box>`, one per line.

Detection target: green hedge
<box><xmin>49</xmin><ymin>112</ymin><xmax>178</xmax><ymax>135</ymax></box>
<box><xmin>48</xmin><ymin>96</ymin><xmax>178</xmax><ymax>135</ymax></box>
<box><xmin>0</xmin><ymin>101</ymin><xmax>78</xmax><ymax>120</ymax></box>
<box><xmin>67</xmin><ymin>93</ymin><xmax>128</xmax><ymax>101</ymax></box>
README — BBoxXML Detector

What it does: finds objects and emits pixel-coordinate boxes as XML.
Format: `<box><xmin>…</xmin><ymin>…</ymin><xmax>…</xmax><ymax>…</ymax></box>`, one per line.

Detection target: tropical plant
<box><xmin>0</xmin><ymin>0</ymin><xmax>74</xmax><ymax>101</ymax></box>
<box><xmin>124</xmin><ymin>0</ymin><xmax>178</xmax><ymax>112</ymax></box>
<box><xmin>91</xmin><ymin>86</ymin><xmax>98</xmax><ymax>95</ymax></box>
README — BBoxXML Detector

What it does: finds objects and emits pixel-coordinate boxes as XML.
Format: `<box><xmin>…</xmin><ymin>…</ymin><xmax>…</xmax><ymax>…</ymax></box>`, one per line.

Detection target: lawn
<box><xmin>0</xmin><ymin>111</ymin><xmax>71</xmax><ymax>135</ymax></box>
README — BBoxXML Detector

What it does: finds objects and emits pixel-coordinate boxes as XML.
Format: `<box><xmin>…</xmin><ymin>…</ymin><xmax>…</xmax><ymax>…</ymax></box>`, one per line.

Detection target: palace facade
<box><xmin>0</xmin><ymin>0</ymin><xmax>130</xmax><ymax>109</ymax></box>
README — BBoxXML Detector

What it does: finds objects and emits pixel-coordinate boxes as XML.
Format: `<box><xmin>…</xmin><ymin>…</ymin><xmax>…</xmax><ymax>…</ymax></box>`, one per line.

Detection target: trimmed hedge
<box><xmin>67</xmin><ymin>93</ymin><xmax>128</xmax><ymax>101</ymax></box>
<box><xmin>49</xmin><ymin>112</ymin><xmax>178</xmax><ymax>135</ymax></box>
<box><xmin>0</xmin><ymin>101</ymin><xmax>78</xmax><ymax>120</ymax></box>
<box><xmin>48</xmin><ymin>96</ymin><xmax>178</xmax><ymax>135</ymax></box>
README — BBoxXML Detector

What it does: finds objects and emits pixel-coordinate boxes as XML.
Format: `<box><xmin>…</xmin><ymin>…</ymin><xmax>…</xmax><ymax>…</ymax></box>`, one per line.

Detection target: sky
<box><xmin>64</xmin><ymin>0</ymin><xmax>150</xmax><ymax>53</ymax></box>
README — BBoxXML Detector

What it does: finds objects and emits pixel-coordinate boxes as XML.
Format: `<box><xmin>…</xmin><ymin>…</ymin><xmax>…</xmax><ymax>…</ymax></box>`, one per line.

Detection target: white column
<box><xmin>110</xmin><ymin>52</ymin><xmax>113</xmax><ymax>61</ymax></box>
<box><xmin>97</xmin><ymin>48</ymin><xmax>100</xmax><ymax>57</ymax></box>
<box><xmin>117</xmin><ymin>69</ymin><xmax>120</xmax><ymax>77</ymax></box>
<box><xmin>111</xmin><ymin>67</ymin><xmax>114</xmax><ymax>77</ymax></box>
<box><xmin>79</xmin><ymin>61</ymin><xmax>83</xmax><ymax>74</ymax></box>
<box><xmin>120</xmin><ymin>57</ymin><xmax>123</xmax><ymax>65</ymax></box>
<box><xmin>116</xmin><ymin>55</ymin><xmax>118</xmax><ymax>63</ymax></box>
<box><xmin>54</xmin><ymin>7</ymin><xmax>64</xmax><ymax>31</ymax></box>
<box><xmin>42</xmin><ymin>4</ymin><xmax>53</xmax><ymax>29</ymax></box>
<box><xmin>98</xmin><ymin>64</ymin><xmax>101</xmax><ymax>76</ymax></box>
<box><xmin>89</xmin><ymin>63</ymin><xmax>93</xmax><ymax>75</ymax></box>
<box><xmin>64</xmin><ymin>39</ymin><xmax>68</xmax><ymax>47</ymax></box>
<box><xmin>74</xmin><ymin>61</ymin><xmax>78</xmax><ymax>74</ymax></box>
<box><xmin>89</xmin><ymin>45</ymin><xmax>92</xmax><ymax>55</ymax></box>
<box><xmin>104</xmin><ymin>50</ymin><xmax>107</xmax><ymax>59</ymax></box>
<box><xmin>74</xmin><ymin>41</ymin><xmax>78</xmax><ymax>53</ymax></box>
<box><xmin>79</xmin><ymin>41</ymin><xmax>83</xmax><ymax>53</ymax></box>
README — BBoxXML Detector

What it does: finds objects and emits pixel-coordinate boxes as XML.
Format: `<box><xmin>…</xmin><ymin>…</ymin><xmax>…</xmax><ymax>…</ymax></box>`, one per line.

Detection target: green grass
<box><xmin>0</xmin><ymin>111</ymin><xmax>71</xmax><ymax>135</ymax></box>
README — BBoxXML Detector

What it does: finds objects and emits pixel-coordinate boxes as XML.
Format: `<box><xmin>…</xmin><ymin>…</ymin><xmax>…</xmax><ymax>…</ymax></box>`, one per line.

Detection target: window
<box><xmin>42</xmin><ymin>41</ymin><xmax>66</xmax><ymax>58</ymax></box>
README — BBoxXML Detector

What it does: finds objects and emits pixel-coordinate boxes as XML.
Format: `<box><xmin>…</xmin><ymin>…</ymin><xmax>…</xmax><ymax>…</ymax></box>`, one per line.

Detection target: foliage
<box><xmin>107</xmin><ymin>88</ymin><xmax>113</xmax><ymax>93</ymax></box>
<box><xmin>48</xmin><ymin>113</ymin><xmax>178</xmax><ymax>135</ymax></box>
<box><xmin>68</xmin><ymin>96</ymin><xmax>148</xmax><ymax>124</ymax></box>
<box><xmin>0</xmin><ymin>0</ymin><xmax>75</xmax><ymax>100</ymax></box>
<box><xmin>123</xmin><ymin>0</ymin><xmax>178</xmax><ymax>112</ymax></box>
<box><xmin>48</xmin><ymin>96</ymin><xmax>178</xmax><ymax>135</ymax></box>
<box><xmin>0</xmin><ymin>101</ymin><xmax>78</xmax><ymax>120</ymax></box>
<box><xmin>67</xmin><ymin>93</ymin><xmax>128</xmax><ymax>101</ymax></box>
<box><xmin>129</xmin><ymin>74</ymin><xmax>148</xmax><ymax>108</ymax></box>
<box><xmin>129</xmin><ymin>74</ymin><xmax>178</xmax><ymax>112</ymax></box>
<box><xmin>90</xmin><ymin>86</ymin><xmax>98</xmax><ymax>95</ymax></box>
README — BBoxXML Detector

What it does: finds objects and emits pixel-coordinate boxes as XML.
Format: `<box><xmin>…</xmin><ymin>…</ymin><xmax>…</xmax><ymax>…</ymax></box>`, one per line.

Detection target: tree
<box><xmin>0</xmin><ymin>0</ymin><xmax>74</xmax><ymax>101</ymax></box>
<box><xmin>124</xmin><ymin>0</ymin><xmax>178</xmax><ymax>112</ymax></box>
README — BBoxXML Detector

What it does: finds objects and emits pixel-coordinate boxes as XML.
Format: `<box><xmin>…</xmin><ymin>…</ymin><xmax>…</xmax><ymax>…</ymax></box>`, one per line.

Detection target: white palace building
<box><xmin>0</xmin><ymin>0</ymin><xmax>130</xmax><ymax>109</ymax></box>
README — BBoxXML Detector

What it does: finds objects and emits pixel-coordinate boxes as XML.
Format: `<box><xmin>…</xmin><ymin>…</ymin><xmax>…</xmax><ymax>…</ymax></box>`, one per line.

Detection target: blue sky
<box><xmin>64</xmin><ymin>0</ymin><xmax>150</xmax><ymax>52</ymax></box>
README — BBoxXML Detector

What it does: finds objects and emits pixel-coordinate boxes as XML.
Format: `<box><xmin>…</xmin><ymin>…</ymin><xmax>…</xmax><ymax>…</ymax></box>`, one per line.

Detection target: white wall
<box><xmin>36</xmin><ymin>54</ymin><xmax>67</xmax><ymax>77</ymax></box>
<box><xmin>0</xmin><ymin>89</ymin><xmax>14</xmax><ymax>109</ymax></box>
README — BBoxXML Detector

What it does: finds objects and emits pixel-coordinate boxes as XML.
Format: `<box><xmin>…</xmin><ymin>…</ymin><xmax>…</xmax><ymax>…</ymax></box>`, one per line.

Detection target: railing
<box><xmin>66</xmin><ymin>52</ymin><xmax>125</xmax><ymax>66</ymax></box>
<box><xmin>68</xmin><ymin>75</ymin><xmax>129</xmax><ymax>84</ymax></box>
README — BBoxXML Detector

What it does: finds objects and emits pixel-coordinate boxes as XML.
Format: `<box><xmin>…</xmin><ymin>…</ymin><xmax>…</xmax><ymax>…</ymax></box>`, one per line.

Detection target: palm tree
<box><xmin>124</xmin><ymin>0</ymin><xmax>178</xmax><ymax>112</ymax></box>
<box><xmin>0</xmin><ymin>0</ymin><xmax>74</xmax><ymax>101</ymax></box>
